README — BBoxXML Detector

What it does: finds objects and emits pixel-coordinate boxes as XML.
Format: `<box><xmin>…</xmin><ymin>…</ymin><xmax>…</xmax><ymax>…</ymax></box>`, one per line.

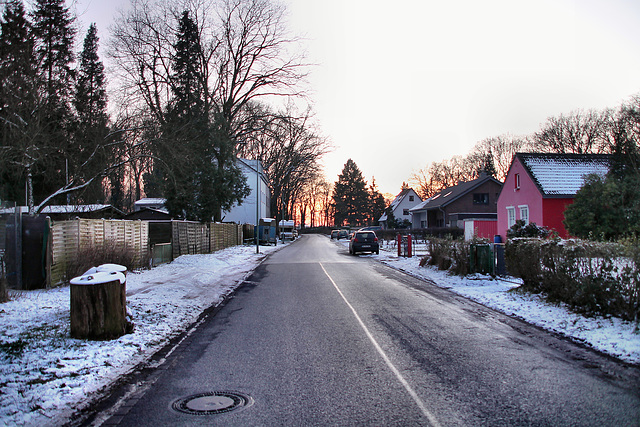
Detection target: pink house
<box><xmin>497</xmin><ymin>153</ymin><xmax>611</xmax><ymax>240</ymax></box>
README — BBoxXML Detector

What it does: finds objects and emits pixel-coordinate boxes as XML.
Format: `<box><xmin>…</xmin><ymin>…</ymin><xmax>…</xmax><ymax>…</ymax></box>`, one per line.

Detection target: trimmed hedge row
<box><xmin>505</xmin><ymin>238</ymin><xmax>639</xmax><ymax>321</ymax></box>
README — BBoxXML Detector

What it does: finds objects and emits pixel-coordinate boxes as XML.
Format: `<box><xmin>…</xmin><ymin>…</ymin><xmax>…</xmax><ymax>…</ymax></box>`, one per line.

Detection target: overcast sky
<box><xmin>74</xmin><ymin>0</ymin><xmax>640</xmax><ymax>196</ymax></box>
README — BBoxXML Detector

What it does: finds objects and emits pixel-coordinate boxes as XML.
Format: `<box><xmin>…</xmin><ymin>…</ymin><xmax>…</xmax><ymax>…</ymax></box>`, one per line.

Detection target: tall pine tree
<box><xmin>30</xmin><ymin>0</ymin><xmax>76</xmax><ymax>207</ymax></box>
<box><xmin>0</xmin><ymin>0</ymin><xmax>37</xmax><ymax>203</ymax></box>
<box><xmin>73</xmin><ymin>23</ymin><xmax>109</xmax><ymax>203</ymax></box>
<box><xmin>159</xmin><ymin>11</ymin><xmax>206</xmax><ymax>219</ymax></box>
<box><xmin>157</xmin><ymin>11</ymin><xmax>248</xmax><ymax>222</ymax></box>
<box><xmin>333</xmin><ymin>159</ymin><xmax>369</xmax><ymax>226</ymax></box>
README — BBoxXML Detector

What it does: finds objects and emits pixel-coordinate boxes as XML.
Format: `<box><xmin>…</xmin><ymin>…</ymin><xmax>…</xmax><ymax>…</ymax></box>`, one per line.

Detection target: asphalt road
<box><xmin>91</xmin><ymin>234</ymin><xmax>640</xmax><ymax>426</ymax></box>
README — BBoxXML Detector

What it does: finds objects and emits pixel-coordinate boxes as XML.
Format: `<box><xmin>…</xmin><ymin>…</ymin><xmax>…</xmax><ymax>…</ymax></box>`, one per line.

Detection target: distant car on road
<box><xmin>337</xmin><ymin>230</ymin><xmax>349</xmax><ymax>240</ymax></box>
<box><xmin>349</xmin><ymin>231</ymin><xmax>379</xmax><ymax>255</ymax></box>
<box><xmin>330</xmin><ymin>230</ymin><xmax>339</xmax><ymax>239</ymax></box>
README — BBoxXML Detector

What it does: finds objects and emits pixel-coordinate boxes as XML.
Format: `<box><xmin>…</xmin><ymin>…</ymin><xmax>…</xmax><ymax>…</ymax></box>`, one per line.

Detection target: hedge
<box><xmin>505</xmin><ymin>238</ymin><xmax>639</xmax><ymax>321</ymax></box>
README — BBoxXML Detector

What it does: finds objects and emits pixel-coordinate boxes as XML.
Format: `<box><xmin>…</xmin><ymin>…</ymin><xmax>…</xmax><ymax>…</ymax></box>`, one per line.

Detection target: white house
<box><xmin>378</xmin><ymin>188</ymin><xmax>422</xmax><ymax>229</ymax></box>
<box><xmin>409</xmin><ymin>197</ymin><xmax>432</xmax><ymax>229</ymax></box>
<box><xmin>222</xmin><ymin>158</ymin><xmax>270</xmax><ymax>225</ymax></box>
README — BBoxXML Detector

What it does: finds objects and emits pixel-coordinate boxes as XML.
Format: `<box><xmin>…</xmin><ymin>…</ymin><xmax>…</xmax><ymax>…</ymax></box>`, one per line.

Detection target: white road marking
<box><xmin>320</xmin><ymin>262</ymin><xmax>442</xmax><ymax>427</ymax></box>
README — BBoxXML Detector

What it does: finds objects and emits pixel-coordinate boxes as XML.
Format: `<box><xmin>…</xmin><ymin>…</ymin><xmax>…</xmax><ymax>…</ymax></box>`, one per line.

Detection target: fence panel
<box><xmin>48</xmin><ymin>219</ymin><xmax>242</xmax><ymax>286</ymax></box>
<box><xmin>171</xmin><ymin>221</ymin><xmax>211</xmax><ymax>257</ymax></box>
<box><xmin>48</xmin><ymin>219</ymin><xmax>149</xmax><ymax>287</ymax></box>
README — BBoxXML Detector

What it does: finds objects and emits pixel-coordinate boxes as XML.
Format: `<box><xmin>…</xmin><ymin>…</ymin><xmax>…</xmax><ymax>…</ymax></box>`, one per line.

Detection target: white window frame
<box><xmin>518</xmin><ymin>205</ymin><xmax>529</xmax><ymax>225</ymax></box>
<box><xmin>507</xmin><ymin>206</ymin><xmax>516</xmax><ymax>228</ymax></box>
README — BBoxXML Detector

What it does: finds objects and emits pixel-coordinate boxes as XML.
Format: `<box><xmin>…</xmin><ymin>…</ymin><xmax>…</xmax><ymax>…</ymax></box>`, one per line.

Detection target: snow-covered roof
<box><xmin>135</xmin><ymin>198</ymin><xmax>166</xmax><ymax>206</ymax></box>
<box><xmin>518</xmin><ymin>153</ymin><xmax>611</xmax><ymax>196</ymax></box>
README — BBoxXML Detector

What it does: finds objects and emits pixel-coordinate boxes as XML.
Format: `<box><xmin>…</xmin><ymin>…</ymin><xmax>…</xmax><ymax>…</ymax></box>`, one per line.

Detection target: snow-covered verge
<box><xmin>0</xmin><ymin>244</ymin><xmax>283</xmax><ymax>426</ymax></box>
<box><xmin>354</xmin><ymin>239</ymin><xmax>640</xmax><ymax>365</ymax></box>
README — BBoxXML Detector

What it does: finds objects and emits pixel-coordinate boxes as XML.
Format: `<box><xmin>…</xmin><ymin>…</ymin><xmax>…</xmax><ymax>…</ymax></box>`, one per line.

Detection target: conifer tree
<box><xmin>333</xmin><ymin>159</ymin><xmax>369</xmax><ymax>226</ymax></box>
<box><xmin>0</xmin><ymin>0</ymin><xmax>37</xmax><ymax>202</ymax></box>
<box><xmin>480</xmin><ymin>151</ymin><xmax>498</xmax><ymax>177</ymax></box>
<box><xmin>159</xmin><ymin>11</ymin><xmax>205</xmax><ymax>219</ymax></box>
<box><xmin>158</xmin><ymin>11</ymin><xmax>248</xmax><ymax>222</ymax></box>
<box><xmin>32</xmin><ymin>0</ymin><xmax>75</xmax><ymax>109</ymax></box>
<box><xmin>368</xmin><ymin>178</ymin><xmax>386</xmax><ymax>226</ymax></box>
<box><xmin>73</xmin><ymin>23</ymin><xmax>109</xmax><ymax>203</ymax></box>
<box><xmin>30</xmin><ymin>0</ymin><xmax>76</xmax><ymax>205</ymax></box>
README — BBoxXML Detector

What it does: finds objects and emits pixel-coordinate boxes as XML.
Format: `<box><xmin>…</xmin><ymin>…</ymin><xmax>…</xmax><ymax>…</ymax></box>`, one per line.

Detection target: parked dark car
<box><xmin>349</xmin><ymin>231</ymin><xmax>379</xmax><ymax>255</ymax></box>
<box><xmin>337</xmin><ymin>230</ymin><xmax>349</xmax><ymax>240</ymax></box>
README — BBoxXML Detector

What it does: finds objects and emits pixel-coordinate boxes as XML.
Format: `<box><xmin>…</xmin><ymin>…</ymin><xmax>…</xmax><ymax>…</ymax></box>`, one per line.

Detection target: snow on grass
<box><xmin>0</xmin><ymin>243</ymin><xmax>283</xmax><ymax>426</ymax></box>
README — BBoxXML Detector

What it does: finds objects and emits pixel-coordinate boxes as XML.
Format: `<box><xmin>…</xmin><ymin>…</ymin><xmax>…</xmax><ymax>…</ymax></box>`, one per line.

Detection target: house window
<box><xmin>409</xmin><ymin>195</ymin><xmax>414</xmax><ymax>202</ymax></box>
<box><xmin>519</xmin><ymin>205</ymin><xmax>529</xmax><ymax>225</ymax></box>
<box><xmin>515</xmin><ymin>173</ymin><xmax>520</xmax><ymax>190</ymax></box>
<box><xmin>507</xmin><ymin>207</ymin><xmax>516</xmax><ymax>228</ymax></box>
<box><xmin>473</xmin><ymin>193</ymin><xmax>489</xmax><ymax>205</ymax></box>
<box><xmin>403</xmin><ymin>209</ymin><xmax>409</xmax><ymax>216</ymax></box>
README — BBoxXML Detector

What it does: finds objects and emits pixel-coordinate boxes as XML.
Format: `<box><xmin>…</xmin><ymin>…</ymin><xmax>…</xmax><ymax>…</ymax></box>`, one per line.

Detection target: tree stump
<box><xmin>70</xmin><ymin>271</ymin><xmax>128</xmax><ymax>339</ymax></box>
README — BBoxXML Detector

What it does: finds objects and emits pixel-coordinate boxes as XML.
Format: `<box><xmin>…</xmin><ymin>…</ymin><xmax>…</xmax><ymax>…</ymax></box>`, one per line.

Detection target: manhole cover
<box><xmin>172</xmin><ymin>391</ymin><xmax>252</xmax><ymax>415</ymax></box>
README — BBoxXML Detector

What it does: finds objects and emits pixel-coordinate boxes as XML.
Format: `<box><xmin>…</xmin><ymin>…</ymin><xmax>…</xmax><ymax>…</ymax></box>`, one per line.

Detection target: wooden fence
<box><xmin>171</xmin><ymin>221</ymin><xmax>243</xmax><ymax>258</ymax></box>
<box><xmin>47</xmin><ymin>219</ymin><xmax>243</xmax><ymax>287</ymax></box>
<box><xmin>48</xmin><ymin>219</ymin><xmax>149</xmax><ymax>287</ymax></box>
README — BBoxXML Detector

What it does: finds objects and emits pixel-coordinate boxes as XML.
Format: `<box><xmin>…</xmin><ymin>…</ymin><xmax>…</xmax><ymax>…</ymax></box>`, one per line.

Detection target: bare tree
<box><xmin>533</xmin><ymin>109</ymin><xmax>611</xmax><ymax>154</ymax></box>
<box><xmin>211</xmin><ymin>0</ymin><xmax>307</xmax><ymax>139</ymax></box>
<box><xmin>602</xmin><ymin>94</ymin><xmax>640</xmax><ymax>174</ymax></box>
<box><xmin>410</xmin><ymin>153</ymin><xmax>490</xmax><ymax>200</ymax></box>
<box><xmin>238</xmin><ymin>103</ymin><xmax>331</xmax><ymax>224</ymax></box>
<box><xmin>302</xmin><ymin>174</ymin><xmax>331</xmax><ymax>228</ymax></box>
<box><xmin>470</xmin><ymin>133</ymin><xmax>531</xmax><ymax>181</ymax></box>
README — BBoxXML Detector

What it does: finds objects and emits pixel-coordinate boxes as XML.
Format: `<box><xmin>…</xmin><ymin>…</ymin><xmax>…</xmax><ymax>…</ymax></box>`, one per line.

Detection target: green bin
<box><xmin>470</xmin><ymin>244</ymin><xmax>493</xmax><ymax>275</ymax></box>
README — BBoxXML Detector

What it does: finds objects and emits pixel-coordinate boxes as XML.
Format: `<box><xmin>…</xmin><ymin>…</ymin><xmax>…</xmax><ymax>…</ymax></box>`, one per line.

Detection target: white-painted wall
<box><xmin>222</xmin><ymin>159</ymin><xmax>270</xmax><ymax>225</ymax></box>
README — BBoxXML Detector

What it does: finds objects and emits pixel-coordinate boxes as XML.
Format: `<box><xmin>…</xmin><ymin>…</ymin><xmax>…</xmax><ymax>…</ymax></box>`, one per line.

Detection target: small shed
<box><xmin>463</xmin><ymin>218</ymin><xmax>498</xmax><ymax>241</ymax></box>
<box><xmin>124</xmin><ymin>207</ymin><xmax>172</xmax><ymax>221</ymax></box>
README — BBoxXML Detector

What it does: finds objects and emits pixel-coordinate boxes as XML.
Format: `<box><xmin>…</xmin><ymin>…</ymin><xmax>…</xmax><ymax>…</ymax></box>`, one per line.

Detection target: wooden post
<box><xmin>70</xmin><ymin>271</ymin><xmax>128</xmax><ymax>340</ymax></box>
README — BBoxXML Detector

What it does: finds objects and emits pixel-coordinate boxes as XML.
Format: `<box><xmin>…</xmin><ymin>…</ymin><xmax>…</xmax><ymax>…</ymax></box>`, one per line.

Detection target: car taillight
<box><xmin>374</xmin><ymin>237</ymin><xmax>378</xmax><ymax>242</ymax></box>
